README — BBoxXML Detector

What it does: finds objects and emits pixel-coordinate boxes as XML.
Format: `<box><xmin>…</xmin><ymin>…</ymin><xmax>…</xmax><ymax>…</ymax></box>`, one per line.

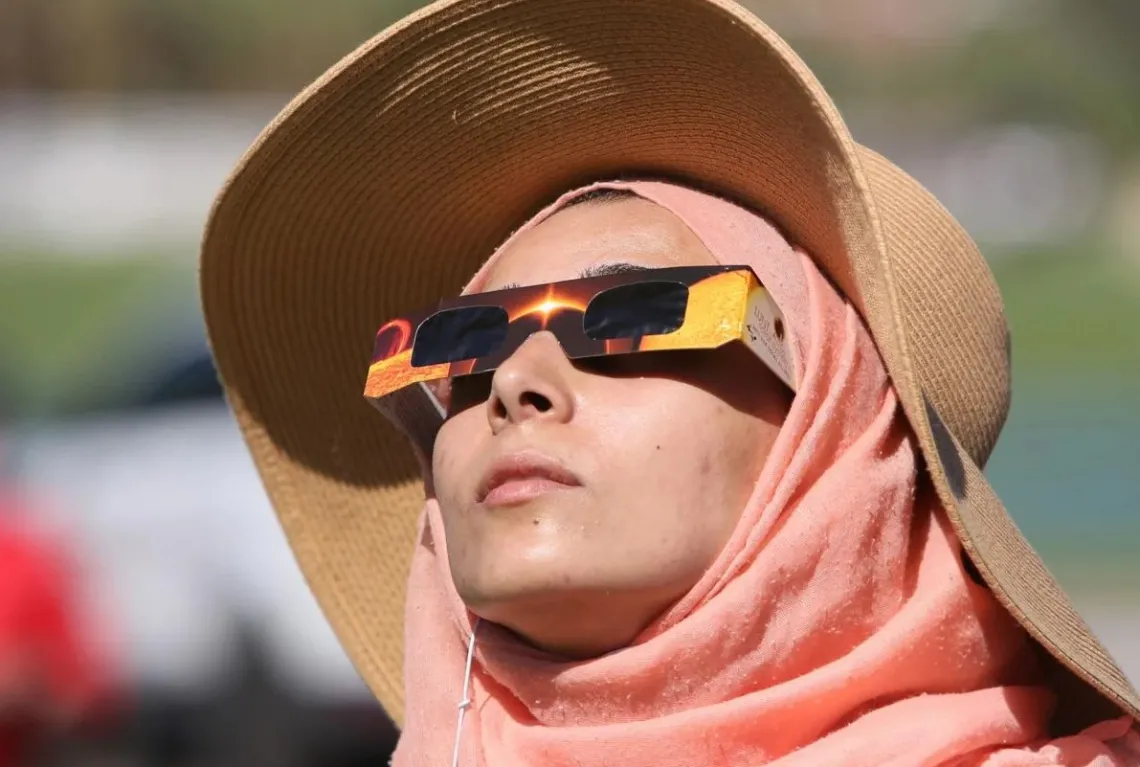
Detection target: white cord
<box><xmin>451</xmin><ymin>617</ymin><xmax>480</xmax><ymax>767</ymax></box>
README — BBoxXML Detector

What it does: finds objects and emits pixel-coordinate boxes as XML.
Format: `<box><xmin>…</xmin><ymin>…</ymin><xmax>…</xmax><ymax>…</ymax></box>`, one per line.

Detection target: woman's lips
<box><xmin>476</xmin><ymin>451</ymin><xmax>581</xmax><ymax>508</ymax></box>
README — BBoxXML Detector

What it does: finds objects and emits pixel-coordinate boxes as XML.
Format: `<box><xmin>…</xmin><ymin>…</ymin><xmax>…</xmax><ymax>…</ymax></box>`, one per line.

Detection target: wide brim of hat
<box><xmin>200</xmin><ymin>0</ymin><xmax>1138</xmax><ymax>726</ymax></box>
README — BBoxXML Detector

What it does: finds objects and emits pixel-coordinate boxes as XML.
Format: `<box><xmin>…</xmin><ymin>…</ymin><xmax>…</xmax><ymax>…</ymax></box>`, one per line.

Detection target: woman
<box><xmin>200</xmin><ymin>0</ymin><xmax>1140</xmax><ymax>764</ymax></box>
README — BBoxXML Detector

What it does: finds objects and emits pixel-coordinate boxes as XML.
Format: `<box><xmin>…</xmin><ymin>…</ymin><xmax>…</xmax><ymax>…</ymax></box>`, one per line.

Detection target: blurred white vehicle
<box><xmin>12</xmin><ymin>334</ymin><xmax>373</xmax><ymax>708</ymax></box>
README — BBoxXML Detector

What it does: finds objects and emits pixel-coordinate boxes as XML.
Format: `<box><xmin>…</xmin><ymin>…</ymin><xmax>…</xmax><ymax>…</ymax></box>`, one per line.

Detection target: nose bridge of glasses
<box><xmin>501</xmin><ymin>328</ymin><xmax>571</xmax><ymax>372</ymax></box>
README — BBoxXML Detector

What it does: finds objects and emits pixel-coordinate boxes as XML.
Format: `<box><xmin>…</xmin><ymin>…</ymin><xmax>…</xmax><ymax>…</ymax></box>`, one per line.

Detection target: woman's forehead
<box><xmin>479</xmin><ymin>196</ymin><xmax>720</xmax><ymax>292</ymax></box>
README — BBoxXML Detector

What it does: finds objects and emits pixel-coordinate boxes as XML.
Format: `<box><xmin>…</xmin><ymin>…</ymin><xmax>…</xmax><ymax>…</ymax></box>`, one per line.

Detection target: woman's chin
<box><xmin>455</xmin><ymin>566</ymin><xmax>684</xmax><ymax>659</ymax></box>
<box><xmin>454</xmin><ymin>558</ymin><xmax>595</xmax><ymax>614</ymax></box>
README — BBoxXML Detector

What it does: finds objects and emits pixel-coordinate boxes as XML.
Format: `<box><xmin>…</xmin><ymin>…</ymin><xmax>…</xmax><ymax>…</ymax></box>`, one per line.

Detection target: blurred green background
<box><xmin>0</xmin><ymin>1</ymin><xmax>1137</xmax><ymax>763</ymax></box>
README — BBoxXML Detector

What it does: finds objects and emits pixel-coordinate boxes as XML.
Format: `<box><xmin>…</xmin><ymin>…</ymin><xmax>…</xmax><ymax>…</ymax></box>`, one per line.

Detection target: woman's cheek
<box><xmin>433</xmin><ymin>419</ymin><xmax>476</xmax><ymax>505</ymax></box>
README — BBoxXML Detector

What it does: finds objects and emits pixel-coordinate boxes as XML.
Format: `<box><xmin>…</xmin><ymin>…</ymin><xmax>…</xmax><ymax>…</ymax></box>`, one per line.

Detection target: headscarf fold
<box><xmin>393</xmin><ymin>181</ymin><xmax>1139</xmax><ymax>766</ymax></box>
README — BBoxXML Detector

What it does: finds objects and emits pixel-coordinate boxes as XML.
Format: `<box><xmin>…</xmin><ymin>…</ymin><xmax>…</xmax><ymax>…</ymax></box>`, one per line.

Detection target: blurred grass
<box><xmin>994</xmin><ymin>245</ymin><xmax>1140</xmax><ymax>388</ymax></box>
<box><xmin>0</xmin><ymin>255</ymin><xmax>189</xmax><ymax>414</ymax></box>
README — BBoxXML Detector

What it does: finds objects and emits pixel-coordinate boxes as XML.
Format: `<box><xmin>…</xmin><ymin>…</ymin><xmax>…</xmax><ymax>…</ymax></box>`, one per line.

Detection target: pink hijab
<box><xmin>393</xmin><ymin>182</ymin><xmax>1139</xmax><ymax>766</ymax></box>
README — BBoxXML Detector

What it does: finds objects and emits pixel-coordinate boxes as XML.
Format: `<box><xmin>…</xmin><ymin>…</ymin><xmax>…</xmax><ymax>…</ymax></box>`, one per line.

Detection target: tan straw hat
<box><xmin>200</xmin><ymin>0</ymin><xmax>1139</xmax><ymax>728</ymax></box>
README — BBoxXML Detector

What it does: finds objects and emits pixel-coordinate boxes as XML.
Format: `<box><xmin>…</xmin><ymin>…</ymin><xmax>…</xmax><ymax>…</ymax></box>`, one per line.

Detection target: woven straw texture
<box><xmin>200</xmin><ymin>0</ymin><xmax>1139</xmax><ymax>727</ymax></box>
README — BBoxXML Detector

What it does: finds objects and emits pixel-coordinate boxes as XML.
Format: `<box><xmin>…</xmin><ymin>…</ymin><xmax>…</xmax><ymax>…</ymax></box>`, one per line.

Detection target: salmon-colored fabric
<box><xmin>393</xmin><ymin>182</ymin><xmax>1139</xmax><ymax>766</ymax></box>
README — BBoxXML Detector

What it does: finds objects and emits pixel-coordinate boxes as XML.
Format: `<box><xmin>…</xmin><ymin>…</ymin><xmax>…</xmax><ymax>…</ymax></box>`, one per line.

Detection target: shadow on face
<box><xmin>430</xmin><ymin>193</ymin><xmax>792</xmax><ymax>659</ymax></box>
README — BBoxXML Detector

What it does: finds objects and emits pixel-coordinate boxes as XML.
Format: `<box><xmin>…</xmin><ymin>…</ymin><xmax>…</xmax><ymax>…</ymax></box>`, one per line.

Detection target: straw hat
<box><xmin>200</xmin><ymin>0</ymin><xmax>1139</xmax><ymax>728</ymax></box>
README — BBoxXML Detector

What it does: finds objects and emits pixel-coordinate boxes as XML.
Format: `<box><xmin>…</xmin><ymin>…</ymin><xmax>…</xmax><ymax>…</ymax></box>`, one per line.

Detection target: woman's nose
<box><xmin>487</xmin><ymin>332</ymin><xmax>576</xmax><ymax>434</ymax></box>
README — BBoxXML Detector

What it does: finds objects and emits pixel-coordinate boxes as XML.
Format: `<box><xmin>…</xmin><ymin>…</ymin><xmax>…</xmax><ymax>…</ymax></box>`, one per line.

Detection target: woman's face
<box><xmin>431</xmin><ymin>195</ymin><xmax>791</xmax><ymax>658</ymax></box>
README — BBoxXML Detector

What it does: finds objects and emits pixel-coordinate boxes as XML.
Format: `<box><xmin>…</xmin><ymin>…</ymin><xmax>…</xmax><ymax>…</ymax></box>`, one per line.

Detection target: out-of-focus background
<box><xmin>0</xmin><ymin>1</ymin><xmax>1137</xmax><ymax>764</ymax></box>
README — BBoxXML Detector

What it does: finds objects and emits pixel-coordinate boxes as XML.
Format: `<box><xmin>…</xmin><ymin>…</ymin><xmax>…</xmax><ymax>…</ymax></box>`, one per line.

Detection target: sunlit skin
<box><xmin>430</xmin><ymin>196</ymin><xmax>793</xmax><ymax>659</ymax></box>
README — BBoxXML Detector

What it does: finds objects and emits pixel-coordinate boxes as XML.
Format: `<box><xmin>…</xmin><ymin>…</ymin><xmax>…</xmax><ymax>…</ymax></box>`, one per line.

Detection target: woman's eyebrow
<box><xmin>492</xmin><ymin>262</ymin><xmax>650</xmax><ymax>291</ymax></box>
<box><xmin>578</xmin><ymin>262</ymin><xmax>650</xmax><ymax>278</ymax></box>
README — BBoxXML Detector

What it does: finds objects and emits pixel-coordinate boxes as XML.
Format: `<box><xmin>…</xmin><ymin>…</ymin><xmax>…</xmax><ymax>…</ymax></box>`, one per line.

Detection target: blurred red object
<box><xmin>0</xmin><ymin>490</ymin><xmax>113</xmax><ymax>766</ymax></box>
